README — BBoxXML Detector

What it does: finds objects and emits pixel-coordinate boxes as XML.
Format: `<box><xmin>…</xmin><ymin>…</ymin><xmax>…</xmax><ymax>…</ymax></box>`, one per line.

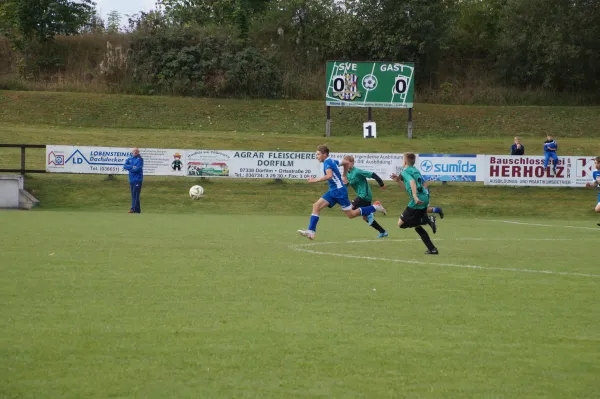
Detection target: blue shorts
<box><xmin>321</xmin><ymin>188</ymin><xmax>352</xmax><ymax>211</ymax></box>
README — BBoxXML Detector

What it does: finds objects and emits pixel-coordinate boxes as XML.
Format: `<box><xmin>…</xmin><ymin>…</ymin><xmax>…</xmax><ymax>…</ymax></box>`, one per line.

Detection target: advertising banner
<box><xmin>331</xmin><ymin>152</ymin><xmax>404</xmax><ymax>179</ymax></box>
<box><xmin>184</xmin><ymin>150</ymin><xmax>404</xmax><ymax>180</ymax></box>
<box><xmin>46</xmin><ymin>145</ymin><xmax>599</xmax><ymax>187</ymax></box>
<box><xmin>482</xmin><ymin>155</ymin><xmax>598</xmax><ymax>187</ymax></box>
<box><xmin>46</xmin><ymin>145</ymin><xmax>186</xmax><ymax>176</ymax></box>
<box><xmin>185</xmin><ymin>150</ymin><xmax>318</xmax><ymax>179</ymax></box>
<box><xmin>416</xmin><ymin>154</ymin><xmax>482</xmax><ymax>182</ymax></box>
<box><xmin>571</xmin><ymin>156</ymin><xmax>600</xmax><ymax>186</ymax></box>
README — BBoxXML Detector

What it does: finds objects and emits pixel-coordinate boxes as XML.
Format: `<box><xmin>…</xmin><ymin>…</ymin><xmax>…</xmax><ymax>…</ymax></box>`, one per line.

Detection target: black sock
<box><xmin>415</xmin><ymin>226</ymin><xmax>436</xmax><ymax>251</ymax></box>
<box><xmin>370</xmin><ymin>220</ymin><xmax>386</xmax><ymax>233</ymax></box>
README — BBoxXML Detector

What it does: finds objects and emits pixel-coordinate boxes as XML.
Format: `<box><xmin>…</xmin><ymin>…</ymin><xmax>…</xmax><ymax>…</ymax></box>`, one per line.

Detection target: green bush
<box><xmin>128</xmin><ymin>24</ymin><xmax>282</xmax><ymax>98</ymax></box>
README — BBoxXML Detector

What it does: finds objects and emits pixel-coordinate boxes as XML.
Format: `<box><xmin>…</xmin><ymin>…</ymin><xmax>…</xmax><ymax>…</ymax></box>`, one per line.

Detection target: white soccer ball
<box><xmin>189</xmin><ymin>185</ymin><xmax>204</xmax><ymax>199</ymax></box>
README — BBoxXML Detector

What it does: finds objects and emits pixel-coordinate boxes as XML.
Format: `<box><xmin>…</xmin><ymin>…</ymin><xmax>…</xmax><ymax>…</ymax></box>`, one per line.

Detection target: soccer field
<box><xmin>1</xmin><ymin>211</ymin><xmax>598</xmax><ymax>398</ymax></box>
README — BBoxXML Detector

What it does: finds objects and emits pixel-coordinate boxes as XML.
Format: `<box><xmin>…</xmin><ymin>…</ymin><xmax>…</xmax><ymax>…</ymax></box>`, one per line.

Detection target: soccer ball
<box><xmin>189</xmin><ymin>185</ymin><xmax>204</xmax><ymax>199</ymax></box>
<box><xmin>362</xmin><ymin>74</ymin><xmax>378</xmax><ymax>90</ymax></box>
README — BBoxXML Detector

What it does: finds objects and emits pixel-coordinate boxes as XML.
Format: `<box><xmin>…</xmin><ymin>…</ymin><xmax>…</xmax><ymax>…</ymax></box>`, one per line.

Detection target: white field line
<box><xmin>478</xmin><ymin>219</ymin><xmax>600</xmax><ymax>231</ymax></box>
<box><xmin>289</xmin><ymin>238</ymin><xmax>600</xmax><ymax>278</ymax></box>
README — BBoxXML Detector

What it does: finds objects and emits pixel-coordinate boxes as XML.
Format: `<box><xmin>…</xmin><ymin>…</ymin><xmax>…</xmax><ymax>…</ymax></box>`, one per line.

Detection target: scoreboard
<box><xmin>325</xmin><ymin>61</ymin><xmax>415</xmax><ymax>108</ymax></box>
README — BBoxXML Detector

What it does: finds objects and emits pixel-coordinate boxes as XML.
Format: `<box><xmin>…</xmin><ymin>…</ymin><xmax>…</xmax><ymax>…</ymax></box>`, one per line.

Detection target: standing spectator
<box><xmin>543</xmin><ymin>135</ymin><xmax>559</xmax><ymax>176</ymax></box>
<box><xmin>510</xmin><ymin>136</ymin><xmax>525</xmax><ymax>155</ymax></box>
<box><xmin>124</xmin><ymin>147</ymin><xmax>144</xmax><ymax>213</ymax></box>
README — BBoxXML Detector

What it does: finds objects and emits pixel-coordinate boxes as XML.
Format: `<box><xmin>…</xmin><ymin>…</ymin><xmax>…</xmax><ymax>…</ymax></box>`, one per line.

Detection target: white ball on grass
<box><xmin>189</xmin><ymin>185</ymin><xmax>204</xmax><ymax>199</ymax></box>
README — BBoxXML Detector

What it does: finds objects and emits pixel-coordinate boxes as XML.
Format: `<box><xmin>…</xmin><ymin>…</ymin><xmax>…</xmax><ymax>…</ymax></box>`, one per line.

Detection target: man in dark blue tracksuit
<box><xmin>123</xmin><ymin>148</ymin><xmax>144</xmax><ymax>213</ymax></box>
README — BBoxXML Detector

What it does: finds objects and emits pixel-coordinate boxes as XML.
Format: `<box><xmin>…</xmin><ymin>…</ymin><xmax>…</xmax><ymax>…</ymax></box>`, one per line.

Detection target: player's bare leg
<box><xmin>298</xmin><ymin>198</ymin><xmax>329</xmax><ymax>240</ymax></box>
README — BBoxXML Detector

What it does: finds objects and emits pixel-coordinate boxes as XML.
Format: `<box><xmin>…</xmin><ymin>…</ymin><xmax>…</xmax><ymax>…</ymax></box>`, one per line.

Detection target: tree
<box><xmin>351</xmin><ymin>0</ymin><xmax>458</xmax><ymax>86</ymax></box>
<box><xmin>107</xmin><ymin>10</ymin><xmax>121</xmax><ymax>33</ymax></box>
<box><xmin>160</xmin><ymin>0</ymin><xmax>270</xmax><ymax>38</ymax></box>
<box><xmin>13</xmin><ymin>0</ymin><xmax>96</xmax><ymax>43</ymax></box>
<box><xmin>449</xmin><ymin>0</ymin><xmax>503</xmax><ymax>60</ymax></box>
<box><xmin>496</xmin><ymin>0</ymin><xmax>600</xmax><ymax>91</ymax></box>
<box><xmin>0</xmin><ymin>0</ymin><xmax>19</xmax><ymax>40</ymax></box>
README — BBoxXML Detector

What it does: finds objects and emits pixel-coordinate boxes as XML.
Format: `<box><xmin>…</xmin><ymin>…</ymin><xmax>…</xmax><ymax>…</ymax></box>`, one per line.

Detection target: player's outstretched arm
<box><xmin>341</xmin><ymin>160</ymin><xmax>350</xmax><ymax>184</ymax></box>
<box><xmin>371</xmin><ymin>172</ymin><xmax>386</xmax><ymax>189</ymax></box>
<box><xmin>308</xmin><ymin>168</ymin><xmax>333</xmax><ymax>183</ymax></box>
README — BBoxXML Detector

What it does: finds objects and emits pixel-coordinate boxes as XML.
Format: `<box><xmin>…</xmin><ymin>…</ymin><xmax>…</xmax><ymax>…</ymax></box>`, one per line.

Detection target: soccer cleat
<box><xmin>297</xmin><ymin>229</ymin><xmax>315</xmax><ymax>240</ymax></box>
<box><xmin>377</xmin><ymin>231</ymin><xmax>388</xmax><ymax>239</ymax></box>
<box><xmin>438</xmin><ymin>208</ymin><xmax>444</xmax><ymax>219</ymax></box>
<box><xmin>428</xmin><ymin>215</ymin><xmax>437</xmax><ymax>234</ymax></box>
<box><xmin>425</xmin><ymin>248</ymin><xmax>439</xmax><ymax>255</ymax></box>
<box><xmin>373</xmin><ymin>201</ymin><xmax>387</xmax><ymax>216</ymax></box>
<box><xmin>128</xmin><ymin>209</ymin><xmax>134</xmax><ymax>213</ymax></box>
<box><xmin>367</xmin><ymin>213</ymin><xmax>375</xmax><ymax>225</ymax></box>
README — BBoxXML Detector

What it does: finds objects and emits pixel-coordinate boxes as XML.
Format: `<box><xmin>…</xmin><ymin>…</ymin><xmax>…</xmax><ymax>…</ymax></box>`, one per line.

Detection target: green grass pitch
<box><xmin>1</xmin><ymin>211</ymin><xmax>599</xmax><ymax>398</ymax></box>
<box><xmin>2</xmin><ymin>90</ymin><xmax>600</xmax><ymax>397</ymax></box>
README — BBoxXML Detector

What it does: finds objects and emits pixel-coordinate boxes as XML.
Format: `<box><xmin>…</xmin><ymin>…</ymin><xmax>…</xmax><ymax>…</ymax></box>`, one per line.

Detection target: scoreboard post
<box><xmin>325</xmin><ymin>61</ymin><xmax>415</xmax><ymax>138</ymax></box>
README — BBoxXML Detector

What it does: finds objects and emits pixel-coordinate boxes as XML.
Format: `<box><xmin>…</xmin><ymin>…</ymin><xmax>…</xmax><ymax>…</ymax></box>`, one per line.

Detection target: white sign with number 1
<box><xmin>363</xmin><ymin>122</ymin><xmax>376</xmax><ymax>139</ymax></box>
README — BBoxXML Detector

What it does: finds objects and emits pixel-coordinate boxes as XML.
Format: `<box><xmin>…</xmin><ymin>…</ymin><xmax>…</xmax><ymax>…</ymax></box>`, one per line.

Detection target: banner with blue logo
<box><xmin>416</xmin><ymin>154</ymin><xmax>483</xmax><ymax>182</ymax></box>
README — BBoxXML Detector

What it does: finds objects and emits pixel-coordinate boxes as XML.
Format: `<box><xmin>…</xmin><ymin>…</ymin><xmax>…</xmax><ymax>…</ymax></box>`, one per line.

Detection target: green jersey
<box><xmin>346</xmin><ymin>167</ymin><xmax>374</xmax><ymax>202</ymax></box>
<box><xmin>401</xmin><ymin>166</ymin><xmax>429</xmax><ymax>209</ymax></box>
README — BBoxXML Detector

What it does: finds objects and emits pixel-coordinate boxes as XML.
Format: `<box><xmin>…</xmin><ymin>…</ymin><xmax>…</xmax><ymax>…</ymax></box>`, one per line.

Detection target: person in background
<box><xmin>543</xmin><ymin>135</ymin><xmax>559</xmax><ymax>176</ymax></box>
<box><xmin>511</xmin><ymin>136</ymin><xmax>525</xmax><ymax>155</ymax></box>
<box><xmin>123</xmin><ymin>147</ymin><xmax>144</xmax><ymax>213</ymax></box>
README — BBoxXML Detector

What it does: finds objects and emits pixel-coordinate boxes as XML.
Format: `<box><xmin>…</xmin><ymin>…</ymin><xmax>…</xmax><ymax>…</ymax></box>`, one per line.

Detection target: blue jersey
<box><xmin>593</xmin><ymin>171</ymin><xmax>600</xmax><ymax>188</ymax></box>
<box><xmin>322</xmin><ymin>158</ymin><xmax>345</xmax><ymax>191</ymax></box>
<box><xmin>593</xmin><ymin>170</ymin><xmax>600</xmax><ymax>203</ymax></box>
<box><xmin>543</xmin><ymin>140</ymin><xmax>557</xmax><ymax>152</ymax></box>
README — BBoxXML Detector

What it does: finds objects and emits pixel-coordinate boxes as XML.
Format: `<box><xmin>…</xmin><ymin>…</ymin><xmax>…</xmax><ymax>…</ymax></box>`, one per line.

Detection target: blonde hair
<box><xmin>343</xmin><ymin>155</ymin><xmax>354</xmax><ymax>162</ymax></box>
<box><xmin>316</xmin><ymin>145</ymin><xmax>329</xmax><ymax>155</ymax></box>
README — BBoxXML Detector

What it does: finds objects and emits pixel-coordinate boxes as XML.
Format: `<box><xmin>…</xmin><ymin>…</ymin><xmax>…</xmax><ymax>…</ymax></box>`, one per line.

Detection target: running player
<box><xmin>397</xmin><ymin>172</ymin><xmax>444</xmax><ymax>223</ymax></box>
<box><xmin>584</xmin><ymin>156</ymin><xmax>600</xmax><ymax>225</ymax></box>
<box><xmin>391</xmin><ymin>153</ymin><xmax>439</xmax><ymax>254</ymax></box>
<box><xmin>340</xmin><ymin>155</ymin><xmax>389</xmax><ymax>238</ymax></box>
<box><xmin>297</xmin><ymin>145</ymin><xmax>387</xmax><ymax>240</ymax></box>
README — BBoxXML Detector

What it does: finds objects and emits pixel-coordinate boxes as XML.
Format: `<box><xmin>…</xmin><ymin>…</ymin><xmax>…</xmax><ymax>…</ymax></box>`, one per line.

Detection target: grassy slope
<box><xmin>1</xmin><ymin>90</ymin><xmax>600</xmax><ymax>219</ymax></box>
<box><xmin>2</xmin><ymin>90</ymin><xmax>600</xmax><ymax>139</ymax></box>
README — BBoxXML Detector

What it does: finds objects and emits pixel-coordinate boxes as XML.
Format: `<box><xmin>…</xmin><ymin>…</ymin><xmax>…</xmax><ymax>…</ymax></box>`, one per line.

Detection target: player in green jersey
<box><xmin>391</xmin><ymin>153</ymin><xmax>439</xmax><ymax>255</ymax></box>
<box><xmin>396</xmin><ymin>174</ymin><xmax>444</xmax><ymax>222</ymax></box>
<box><xmin>341</xmin><ymin>155</ymin><xmax>388</xmax><ymax>238</ymax></box>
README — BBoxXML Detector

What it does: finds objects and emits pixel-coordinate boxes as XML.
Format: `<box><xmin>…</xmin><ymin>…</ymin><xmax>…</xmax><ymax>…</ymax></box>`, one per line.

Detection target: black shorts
<box><xmin>400</xmin><ymin>207</ymin><xmax>428</xmax><ymax>228</ymax></box>
<box><xmin>351</xmin><ymin>196</ymin><xmax>371</xmax><ymax>209</ymax></box>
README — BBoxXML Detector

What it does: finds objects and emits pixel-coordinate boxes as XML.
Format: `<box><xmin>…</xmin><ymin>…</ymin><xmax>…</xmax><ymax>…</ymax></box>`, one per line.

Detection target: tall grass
<box><xmin>1</xmin><ymin>34</ymin><xmax>598</xmax><ymax>105</ymax></box>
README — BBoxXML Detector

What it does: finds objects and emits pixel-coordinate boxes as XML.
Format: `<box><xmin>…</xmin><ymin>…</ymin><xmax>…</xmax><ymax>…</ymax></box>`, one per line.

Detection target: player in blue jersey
<box><xmin>584</xmin><ymin>157</ymin><xmax>600</xmax><ymax>224</ymax></box>
<box><xmin>543</xmin><ymin>135</ymin><xmax>559</xmax><ymax>176</ymax></box>
<box><xmin>298</xmin><ymin>145</ymin><xmax>387</xmax><ymax>240</ymax></box>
